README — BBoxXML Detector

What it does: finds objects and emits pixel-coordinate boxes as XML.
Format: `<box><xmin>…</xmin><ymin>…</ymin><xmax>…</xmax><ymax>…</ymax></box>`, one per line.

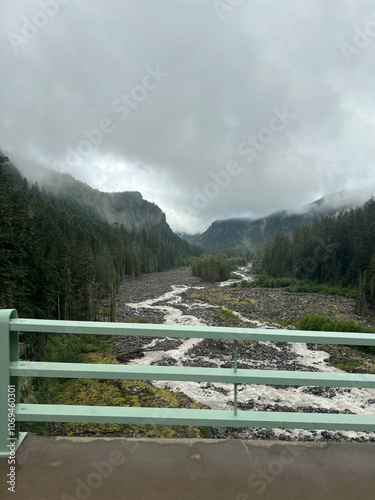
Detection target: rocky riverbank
<box><xmin>111</xmin><ymin>268</ymin><xmax>375</xmax><ymax>443</ymax></box>
<box><xmin>116</xmin><ymin>268</ymin><xmax>375</xmax><ymax>328</ymax></box>
<box><xmin>185</xmin><ymin>285</ymin><xmax>375</xmax><ymax>329</ymax></box>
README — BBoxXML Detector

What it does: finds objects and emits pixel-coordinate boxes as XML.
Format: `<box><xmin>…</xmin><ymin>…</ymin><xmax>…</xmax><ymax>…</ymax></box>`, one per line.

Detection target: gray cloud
<box><xmin>1</xmin><ymin>0</ymin><xmax>375</xmax><ymax>233</ymax></box>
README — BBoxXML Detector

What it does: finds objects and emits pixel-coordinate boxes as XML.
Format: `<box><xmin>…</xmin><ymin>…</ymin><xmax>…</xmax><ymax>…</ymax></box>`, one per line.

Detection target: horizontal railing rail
<box><xmin>1</xmin><ymin>308</ymin><xmax>375</xmax><ymax>457</ymax></box>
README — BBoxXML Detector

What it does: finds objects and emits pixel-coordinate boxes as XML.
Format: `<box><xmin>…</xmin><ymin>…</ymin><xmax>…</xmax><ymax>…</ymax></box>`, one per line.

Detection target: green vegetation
<box><xmin>191</xmin><ymin>255</ymin><xmax>232</xmax><ymax>281</ymax></box>
<box><xmin>22</xmin><ymin>348</ymin><xmax>204</xmax><ymax>437</ymax></box>
<box><xmin>296</xmin><ymin>314</ymin><xmax>375</xmax><ymax>334</ymax></box>
<box><xmin>296</xmin><ymin>314</ymin><xmax>375</xmax><ymax>357</ymax></box>
<box><xmin>0</xmin><ymin>152</ymin><xmax>202</xmax><ymax>434</ymax></box>
<box><xmin>232</xmin><ymin>275</ymin><xmax>356</xmax><ymax>298</ymax></box>
<box><xmin>198</xmin><ymin>426</ymin><xmax>211</xmax><ymax>438</ymax></box>
<box><xmin>191</xmin><ymin>255</ymin><xmax>246</xmax><ymax>282</ymax></box>
<box><xmin>0</xmin><ymin>153</ymin><xmax>196</xmax><ymax>322</ymax></box>
<box><xmin>197</xmin><ymin>208</ymin><xmax>323</xmax><ymax>252</ymax></box>
<box><xmin>259</xmin><ymin>199</ymin><xmax>375</xmax><ymax>311</ymax></box>
<box><xmin>229</xmin><ymin>273</ymin><xmax>242</xmax><ymax>280</ymax></box>
<box><xmin>214</xmin><ymin>307</ymin><xmax>242</xmax><ymax>326</ymax></box>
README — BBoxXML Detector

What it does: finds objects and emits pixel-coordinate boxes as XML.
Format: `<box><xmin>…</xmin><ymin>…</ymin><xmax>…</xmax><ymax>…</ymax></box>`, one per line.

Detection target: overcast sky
<box><xmin>1</xmin><ymin>0</ymin><xmax>375</xmax><ymax>233</ymax></box>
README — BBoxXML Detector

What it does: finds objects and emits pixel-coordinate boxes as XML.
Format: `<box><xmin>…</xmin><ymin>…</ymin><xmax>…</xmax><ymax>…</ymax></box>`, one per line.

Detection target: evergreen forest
<box><xmin>0</xmin><ymin>153</ymin><xmax>196</xmax><ymax>322</ymax></box>
<box><xmin>261</xmin><ymin>198</ymin><xmax>375</xmax><ymax>312</ymax></box>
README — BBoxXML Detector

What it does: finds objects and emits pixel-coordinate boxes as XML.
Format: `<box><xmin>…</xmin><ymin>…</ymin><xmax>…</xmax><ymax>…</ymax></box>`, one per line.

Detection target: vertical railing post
<box><xmin>0</xmin><ymin>309</ymin><xmax>18</xmax><ymax>457</ymax></box>
<box><xmin>233</xmin><ymin>340</ymin><xmax>238</xmax><ymax>417</ymax></box>
<box><xmin>10</xmin><ymin>315</ymin><xmax>20</xmax><ymax>443</ymax></box>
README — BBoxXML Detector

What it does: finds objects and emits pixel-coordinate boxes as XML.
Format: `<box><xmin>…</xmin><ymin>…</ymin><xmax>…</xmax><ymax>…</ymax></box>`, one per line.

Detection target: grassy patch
<box><xmin>298</xmin><ymin>315</ymin><xmax>375</xmax><ymax>373</ymax></box>
<box><xmin>198</xmin><ymin>426</ymin><xmax>211</xmax><ymax>438</ymax></box>
<box><xmin>214</xmin><ymin>307</ymin><xmax>242</xmax><ymax>327</ymax></box>
<box><xmin>238</xmin><ymin>275</ymin><xmax>357</xmax><ymax>299</ymax></box>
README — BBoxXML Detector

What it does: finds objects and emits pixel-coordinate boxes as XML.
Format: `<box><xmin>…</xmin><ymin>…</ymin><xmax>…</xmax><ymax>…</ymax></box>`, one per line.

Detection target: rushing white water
<box><xmin>129</xmin><ymin>285</ymin><xmax>207</xmax><ymax>326</ymax></box>
<box><xmin>124</xmin><ymin>268</ymin><xmax>375</xmax><ymax>440</ymax></box>
<box><xmin>219</xmin><ymin>264</ymin><xmax>255</xmax><ymax>287</ymax></box>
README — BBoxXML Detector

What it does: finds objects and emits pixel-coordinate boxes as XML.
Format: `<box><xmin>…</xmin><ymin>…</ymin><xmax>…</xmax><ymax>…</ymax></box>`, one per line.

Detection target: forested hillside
<box><xmin>196</xmin><ymin>194</ymin><xmax>358</xmax><ymax>252</ymax></box>
<box><xmin>10</xmin><ymin>154</ymin><xmax>172</xmax><ymax>230</ymax></box>
<box><xmin>0</xmin><ymin>153</ymin><xmax>195</xmax><ymax>321</ymax></box>
<box><xmin>261</xmin><ymin>198</ymin><xmax>375</xmax><ymax>311</ymax></box>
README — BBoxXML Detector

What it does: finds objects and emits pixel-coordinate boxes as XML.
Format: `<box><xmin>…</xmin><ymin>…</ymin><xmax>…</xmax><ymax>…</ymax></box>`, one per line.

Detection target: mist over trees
<box><xmin>0</xmin><ymin>153</ymin><xmax>196</xmax><ymax>321</ymax></box>
<box><xmin>261</xmin><ymin>198</ymin><xmax>375</xmax><ymax>312</ymax></box>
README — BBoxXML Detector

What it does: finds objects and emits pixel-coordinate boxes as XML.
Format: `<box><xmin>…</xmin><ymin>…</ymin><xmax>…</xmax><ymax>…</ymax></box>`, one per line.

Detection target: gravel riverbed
<box><xmin>114</xmin><ymin>268</ymin><xmax>375</xmax><ymax>442</ymax></box>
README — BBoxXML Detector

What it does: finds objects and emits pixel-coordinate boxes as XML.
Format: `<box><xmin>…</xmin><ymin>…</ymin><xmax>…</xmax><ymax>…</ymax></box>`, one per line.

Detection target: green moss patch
<box><xmin>52</xmin><ymin>351</ymin><xmax>204</xmax><ymax>438</ymax></box>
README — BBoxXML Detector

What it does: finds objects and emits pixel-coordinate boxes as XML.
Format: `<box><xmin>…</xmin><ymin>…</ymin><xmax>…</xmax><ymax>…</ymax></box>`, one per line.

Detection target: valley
<box><xmin>1</xmin><ymin>154</ymin><xmax>374</xmax><ymax>443</ymax></box>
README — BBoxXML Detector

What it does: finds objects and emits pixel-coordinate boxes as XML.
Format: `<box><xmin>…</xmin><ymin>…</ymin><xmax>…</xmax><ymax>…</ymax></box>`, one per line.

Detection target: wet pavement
<box><xmin>1</xmin><ymin>434</ymin><xmax>374</xmax><ymax>500</ymax></box>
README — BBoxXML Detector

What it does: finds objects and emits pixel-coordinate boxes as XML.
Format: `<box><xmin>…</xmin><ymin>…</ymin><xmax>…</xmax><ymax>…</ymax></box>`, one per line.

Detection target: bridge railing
<box><xmin>1</xmin><ymin>308</ymin><xmax>375</xmax><ymax>457</ymax></box>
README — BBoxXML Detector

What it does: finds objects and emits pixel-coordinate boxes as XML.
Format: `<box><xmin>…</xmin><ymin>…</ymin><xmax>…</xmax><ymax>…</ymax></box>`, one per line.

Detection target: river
<box><xmin>115</xmin><ymin>267</ymin><xmax>375</xmax><ymax>442</ymax></box>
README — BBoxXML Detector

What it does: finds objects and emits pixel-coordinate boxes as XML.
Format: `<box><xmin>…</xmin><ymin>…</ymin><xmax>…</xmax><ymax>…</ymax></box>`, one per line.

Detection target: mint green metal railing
<box><xmin>1</xmin><ymin>308</ymin><xmax>375</xmax><ymax>457</ymax></box>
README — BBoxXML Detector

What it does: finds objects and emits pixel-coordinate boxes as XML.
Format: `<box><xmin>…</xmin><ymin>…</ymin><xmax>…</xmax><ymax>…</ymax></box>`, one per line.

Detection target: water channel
<box><xmin>116</xmin><ymin>266</ymin><xmax>375</xmax><ymax>441</ymax></box>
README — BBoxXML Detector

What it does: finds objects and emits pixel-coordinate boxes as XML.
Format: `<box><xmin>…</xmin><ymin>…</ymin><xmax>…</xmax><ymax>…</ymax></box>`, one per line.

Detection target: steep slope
<box><xmin>197</xmin><ymin>194</ymin><xmax>366</xmax><ymax>252</ymax></box>
<box><xmin>8</xmin><ymin>154</ymin><xmax>197</xmax><ymax>258</ymax></box>
<box><xmin>10</xmin><ymin>156</ymin><xmax>167</xmax><ymax>230</ymax></box>
<box><xmin>197</xmin><ymin>211</ymin><xmax>316</xmax><ymax>251</ymax></box>
<box><xmin>0</xmin><ymin>152</ymin><xmax>195</xmax><ymax>319</ymax></box>
<box><xmin>176</xmin><ymin>232</ymin><xmax>201</xmax><ymax>245</ymax></box>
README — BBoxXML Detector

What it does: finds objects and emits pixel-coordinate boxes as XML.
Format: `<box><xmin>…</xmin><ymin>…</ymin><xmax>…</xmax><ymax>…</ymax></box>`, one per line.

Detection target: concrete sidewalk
<box><xmin>1</xmin><ymin>434</ymin><xmax>374</xmax><ymax>500</ymax></box>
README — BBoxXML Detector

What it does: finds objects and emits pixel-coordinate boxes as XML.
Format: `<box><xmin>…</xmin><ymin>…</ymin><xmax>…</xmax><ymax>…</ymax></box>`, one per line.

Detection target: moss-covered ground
<box><xmin>55</xmin><ymin>350</ymin><xmax>207</xmax><ymax>438</ymax></box>
<box><xmin>22</xmin><ymin>344</ymin><xmax>208</xmax><ymax>438</ymax></box>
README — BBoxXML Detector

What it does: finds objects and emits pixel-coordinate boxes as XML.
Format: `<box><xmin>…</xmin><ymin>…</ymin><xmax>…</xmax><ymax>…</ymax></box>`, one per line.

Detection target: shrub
<box><xmin>296</xmin><ymin>314</ymin><xmax>375</xmax><ymax>356</ymax></box>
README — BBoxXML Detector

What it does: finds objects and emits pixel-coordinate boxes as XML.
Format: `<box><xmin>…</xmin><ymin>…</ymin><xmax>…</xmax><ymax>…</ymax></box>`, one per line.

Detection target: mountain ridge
<box><xmin>185</xmin><ymin>191</ymin><xmax>374</xmax><ymax>251</ymax></box>
<box><xmin>8</xmin><ymin>154</ymin><xmax>172</xmax><ymax>233</ymax></box>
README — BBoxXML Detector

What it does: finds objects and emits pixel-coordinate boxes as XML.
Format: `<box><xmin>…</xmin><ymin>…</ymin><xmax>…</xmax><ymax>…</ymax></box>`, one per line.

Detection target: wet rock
<box><xmin>302</xmin><ymin>387</ymin><xmax>337</xmax><ymax>398</ymax></box>
<box><xmin>111</xmin><ymin>268</ymin><xmax>375</xmax><ymax>443</ymax></box>
<box><xmin>151</xmin><ymin>356</ymin><xmax>177</xmax><ymax>366</ymax></box>
<box><xmin>182</xmin><ymin>359</ymin><xmax>218</xmax><ymax>368</ymax></box>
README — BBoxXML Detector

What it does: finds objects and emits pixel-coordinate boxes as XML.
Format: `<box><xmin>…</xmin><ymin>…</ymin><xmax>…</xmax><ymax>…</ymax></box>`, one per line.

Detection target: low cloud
<box><xmin>1</xmin><ymin>0</ymin><xmax>375</xmax><ymax>233</ymax></box>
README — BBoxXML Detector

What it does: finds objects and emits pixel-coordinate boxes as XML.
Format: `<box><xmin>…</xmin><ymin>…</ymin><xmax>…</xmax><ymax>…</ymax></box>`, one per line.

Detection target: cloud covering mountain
<box><xmin>1</xmin><ymin>0</ymin><xmax>375</xmax><ymax>232</ymax></box>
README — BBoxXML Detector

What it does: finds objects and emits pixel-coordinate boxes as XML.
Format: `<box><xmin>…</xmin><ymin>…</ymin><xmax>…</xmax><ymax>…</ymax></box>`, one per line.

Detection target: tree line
<box><xmin>191</xmin><ymin>255</ymin><xmax>247</xmax><ymax>282</ymax></box>
<box><xmin>0</xmin><ymin>154</ymin><xmax>195</xmax><ymax>322</ymax></box>
<box><xmin>261</xmin><ymin>198</ymin><xmax>375</xmax><ymax>312</ymax></box>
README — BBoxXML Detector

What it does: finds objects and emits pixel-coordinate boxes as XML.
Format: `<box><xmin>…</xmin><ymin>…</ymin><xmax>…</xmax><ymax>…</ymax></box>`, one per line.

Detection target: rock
<box><xmin>110</xmin><ymin>268</ymin><xmax>375</xmax><ymax>444</ymax></box>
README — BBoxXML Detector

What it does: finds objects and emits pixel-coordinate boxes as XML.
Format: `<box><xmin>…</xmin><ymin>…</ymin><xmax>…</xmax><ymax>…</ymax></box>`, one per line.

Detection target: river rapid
<box><xmin>115</xmin><ymin>267</ymin><xmax>375</xmax><ymax>442</ymax></box>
